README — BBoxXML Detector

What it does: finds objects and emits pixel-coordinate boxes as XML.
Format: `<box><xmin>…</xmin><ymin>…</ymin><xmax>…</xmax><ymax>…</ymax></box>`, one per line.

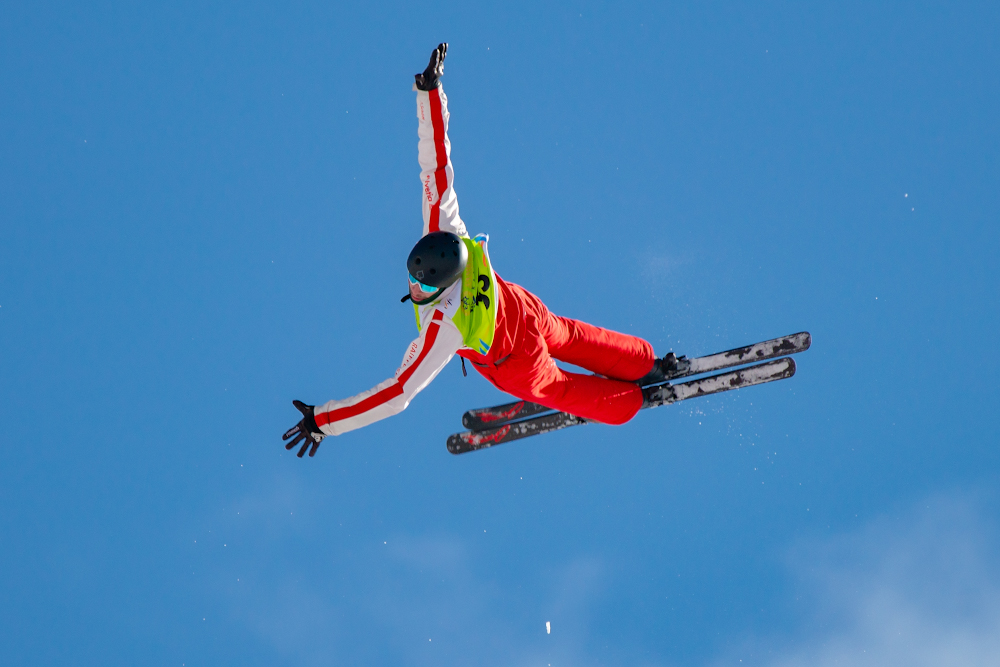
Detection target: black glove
<box><xmin>282</xmin><ymin>400</ymin><xmax>326</xmax><ymax>458</ymax></box>
<box><xmin>414</xmin><ymin>42</ymin><xmax>447</xmax><ymax>91</ymax></box>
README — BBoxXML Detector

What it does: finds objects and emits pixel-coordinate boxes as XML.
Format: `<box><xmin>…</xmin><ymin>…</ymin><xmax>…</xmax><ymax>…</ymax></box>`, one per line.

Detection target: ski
<box><xmin>447</xmin><ymin>357</ymin><xmax>797</xmax><ymax>454</ymax></box>
<box><xmin>461</xmin><ymin>331</ymin><xmax>811</xmax><ymax>431</ymax></box>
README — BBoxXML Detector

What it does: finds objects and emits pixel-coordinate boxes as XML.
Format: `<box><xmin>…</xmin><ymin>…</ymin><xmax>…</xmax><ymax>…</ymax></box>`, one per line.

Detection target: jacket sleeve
<box><xmin>416</xmin><ymin>84</ymin><xmax>467</xmax><ymax>238</ymax></box>
<box><xmin>312</xmin><ymin>310</ymin><xmax>463</xmax><ymax>436</ymax></box>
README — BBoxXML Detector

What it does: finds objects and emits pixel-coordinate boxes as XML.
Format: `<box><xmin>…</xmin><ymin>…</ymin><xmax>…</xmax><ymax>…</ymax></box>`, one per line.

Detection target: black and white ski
<box><xmin>447</xmin><ymin>356</ymin><xmax>797</xmax><ymax>454</ymax></box>
<box><xmin>461</xmin><ymin>332</ymin><xmax>811</xmax><ymax>432</ymax></box>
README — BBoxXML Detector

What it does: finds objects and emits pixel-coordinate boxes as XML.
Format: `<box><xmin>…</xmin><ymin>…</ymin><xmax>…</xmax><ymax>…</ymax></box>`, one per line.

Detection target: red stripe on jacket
<box><xmin>428</xmin><ymin>87</ymin><xmax>448</xmax><ymax>233</ymax></box>
<box><xmin>315</xmin><ymin>311</ymin><xmax>445</xmax><ymax>426</ymax></box>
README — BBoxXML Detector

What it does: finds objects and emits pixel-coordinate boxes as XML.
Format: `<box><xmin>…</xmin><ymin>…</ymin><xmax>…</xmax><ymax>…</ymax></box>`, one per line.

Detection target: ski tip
<box><xmin>775</xmin><ymin>332</ymin><xmax>810</xmax><ymax>354</ymax></box>
<box><xmin>446</xmin><ymin>435</ymin><xmax>465</xmax><ymax>455</ymax></box>
<box><xmin>446</xmin><ymin>433</ymin><xmax>472</xmax><ymax>455</ymax></box>
<box><xmin>761</xmin><ymin>356</ymin><xmax>796</xmax><ymax>379</ymax></box>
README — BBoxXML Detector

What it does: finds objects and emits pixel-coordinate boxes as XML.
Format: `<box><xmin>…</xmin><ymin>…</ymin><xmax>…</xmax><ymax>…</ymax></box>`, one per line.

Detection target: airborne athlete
<box><xmin>281</xmin><ymin>44</ymin><xmax>694</xmax><ymax>457</ymax></box>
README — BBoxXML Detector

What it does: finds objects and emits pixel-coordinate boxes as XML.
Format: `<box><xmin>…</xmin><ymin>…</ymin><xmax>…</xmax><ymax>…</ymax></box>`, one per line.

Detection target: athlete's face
<box><xmin>409</xmin><ymin>280</ymin><xmax>437</xmax><ymax>302</ymax></box>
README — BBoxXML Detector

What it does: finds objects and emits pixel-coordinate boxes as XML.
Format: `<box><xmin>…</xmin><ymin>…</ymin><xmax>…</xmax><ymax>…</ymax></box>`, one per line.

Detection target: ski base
<box><xmin>461</xmin><ymin>332</ymin><xmax>810</xmax><ymax>431</ymax></box>
<box><xmin>447</xmin><ymin>357</ymin><xmax>796</xmax><ymax>455</ymax></box>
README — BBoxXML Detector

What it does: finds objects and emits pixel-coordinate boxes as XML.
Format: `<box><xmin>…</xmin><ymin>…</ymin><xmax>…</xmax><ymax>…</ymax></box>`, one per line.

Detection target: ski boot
<box><xmin>636</xmin><ymin>352</ymin><xmax>689</xmax><ymax>386</ymax></box>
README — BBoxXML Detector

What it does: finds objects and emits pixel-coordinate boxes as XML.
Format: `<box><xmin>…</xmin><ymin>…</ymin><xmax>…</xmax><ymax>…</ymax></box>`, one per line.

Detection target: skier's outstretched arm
<box><xmin>415</xmin><ymin>43</ymin><xmax>467</xmax><ymax>239</ymax></box>
<box><xmin>310</xmin><ymin>311</ymin><xmax>464</xmax><ymax>437</ymax></box>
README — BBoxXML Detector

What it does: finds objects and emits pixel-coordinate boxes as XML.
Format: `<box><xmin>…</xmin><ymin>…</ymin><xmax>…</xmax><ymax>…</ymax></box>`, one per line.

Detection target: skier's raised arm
<box><xmin>414</xmin><ymin>43</ymin><xmax>467</xmax><ymax>239</ymax></box>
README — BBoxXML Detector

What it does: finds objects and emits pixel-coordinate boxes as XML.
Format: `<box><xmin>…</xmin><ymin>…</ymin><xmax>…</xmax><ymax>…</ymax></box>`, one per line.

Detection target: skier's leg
<box><xmin>471</xmin><ymin>279</ymin><xmax>646</xmax><ymax>424</ymax></box>
<box><xmin>486</xmin><ymin>346</ymin><xmax>645</xmax><ymax>426</ymax></box>
<box><xmin>512</xmin><ymin>286</ymin><xmax>654</xmax><ymax>381</ymax></box>
<box><xmin>542</xmin><ymin>315</ymin><xmax>654</xmax><ymax>381</ymax></box>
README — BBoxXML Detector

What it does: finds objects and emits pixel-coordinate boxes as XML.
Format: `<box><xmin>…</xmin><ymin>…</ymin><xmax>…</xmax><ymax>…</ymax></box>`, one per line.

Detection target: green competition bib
<box><xmin>413</xmin><ymin>234</ymin><xmax>497</xmax><ymax>354</ymax></box>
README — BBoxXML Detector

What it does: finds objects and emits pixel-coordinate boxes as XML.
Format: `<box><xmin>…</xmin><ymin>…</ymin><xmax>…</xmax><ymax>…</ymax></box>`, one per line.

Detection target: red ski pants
<box><xmin>470</xmin><ymin>283</ymin><xmax>655</xmax><ymax>425</ymax></box>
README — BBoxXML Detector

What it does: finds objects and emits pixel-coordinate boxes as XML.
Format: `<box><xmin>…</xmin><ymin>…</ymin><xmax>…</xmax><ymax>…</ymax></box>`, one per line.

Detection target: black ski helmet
<box><xmin>406</xmin><ymin>231</ymin><xmax>468</xmax><ymax>288</ymax></box>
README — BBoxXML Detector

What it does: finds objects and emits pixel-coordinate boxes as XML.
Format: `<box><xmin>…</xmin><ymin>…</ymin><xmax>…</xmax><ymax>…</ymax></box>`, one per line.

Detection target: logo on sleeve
<box><xmin>423</xmin><ymin>174</ymin><xmax>435</xmax><ymax>203</ymax></box>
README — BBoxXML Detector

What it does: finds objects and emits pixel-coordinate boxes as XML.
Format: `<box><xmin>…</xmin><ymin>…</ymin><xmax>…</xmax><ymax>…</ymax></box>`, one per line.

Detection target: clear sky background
<box><xmin>2</xmin><ymin>2</ymin><xmax>999</xmax><ymax>665</ymax></box>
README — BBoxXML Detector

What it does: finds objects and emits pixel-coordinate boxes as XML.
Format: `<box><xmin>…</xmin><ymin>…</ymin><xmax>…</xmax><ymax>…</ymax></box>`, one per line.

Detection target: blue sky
<box><xmin>2</xmin><ymin>1</ymin><xmax>999</xmax><ymax>665</ymax></box>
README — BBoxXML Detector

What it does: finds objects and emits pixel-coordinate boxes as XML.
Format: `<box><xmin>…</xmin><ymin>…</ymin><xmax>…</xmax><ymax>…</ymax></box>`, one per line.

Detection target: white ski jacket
<box><xmin>313</xmin><ymin>85</ymin><xmax>472</xmax><ymax>436</ymax></box>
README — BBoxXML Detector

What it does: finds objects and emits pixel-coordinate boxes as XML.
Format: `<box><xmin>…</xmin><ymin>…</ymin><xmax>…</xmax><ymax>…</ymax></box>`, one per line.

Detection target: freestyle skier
<box><xmin>283</xmin><ymin>44</ymin><xmax>680</xmax><ymax>457</ymax></box>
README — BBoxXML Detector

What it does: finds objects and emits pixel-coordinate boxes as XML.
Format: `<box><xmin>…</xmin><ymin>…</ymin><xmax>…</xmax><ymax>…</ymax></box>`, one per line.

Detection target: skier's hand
<box><xmin>415</xmin><ymin>43</ymin><xmax>447</xmax><ymax>91</ymax></box>
<box><xmin>282</xmin><ymin>400</ymin><xmax>326</xmax><ymax>458</ymax></box>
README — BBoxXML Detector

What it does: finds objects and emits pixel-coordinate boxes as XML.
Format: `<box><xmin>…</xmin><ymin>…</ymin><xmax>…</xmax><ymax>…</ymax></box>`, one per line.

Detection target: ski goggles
<box><xmin>408</xmin><ymin>273</ymin><xmax>439</xmax><ymax>293</ymax></box>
